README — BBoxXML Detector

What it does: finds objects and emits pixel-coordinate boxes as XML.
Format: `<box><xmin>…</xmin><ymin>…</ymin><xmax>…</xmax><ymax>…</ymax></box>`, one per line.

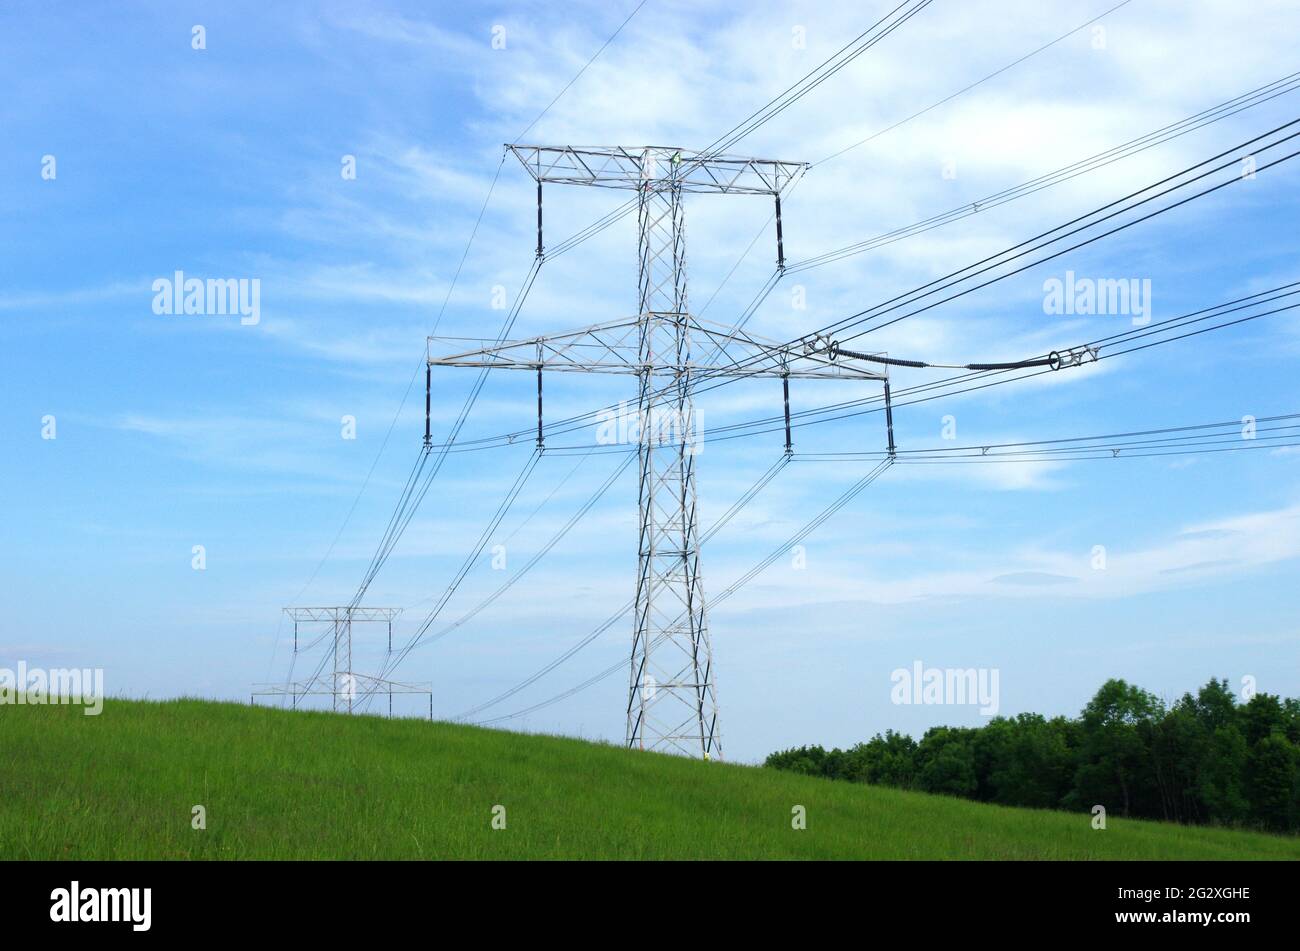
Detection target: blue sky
<box><xmin>3</xmin><ymin>0</ymin><xmax>1300</xmax><ymax>762</ymax></box>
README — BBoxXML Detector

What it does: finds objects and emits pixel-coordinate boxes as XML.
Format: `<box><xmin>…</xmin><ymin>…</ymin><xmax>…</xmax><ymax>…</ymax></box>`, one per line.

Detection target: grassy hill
<box><xmin>4</xmin><ymin>698</ymin><xmax>1298</xmax><ymax>860</ymax></box>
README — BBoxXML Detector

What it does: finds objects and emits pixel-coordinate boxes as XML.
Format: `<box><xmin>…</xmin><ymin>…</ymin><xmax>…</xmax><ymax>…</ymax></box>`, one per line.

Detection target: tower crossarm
<box><xmin>283</xmin><ymin>607</ymin><xmax>402</xmax><ymax>623</ymax></box>
<box><xmin>428</xmin><ymin>319</ymin><xmax>887</xmax><ymax>381</ymax></box>
<box><xmin>507</xmin><ymin>145</ymin><xmax>806</xmax><ymax>195</ymax></box>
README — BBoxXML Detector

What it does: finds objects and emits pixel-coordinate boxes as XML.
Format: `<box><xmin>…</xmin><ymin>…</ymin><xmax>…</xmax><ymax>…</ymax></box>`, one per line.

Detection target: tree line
<box><xmin>764</xmin><ymin>678</ymin><xmax>1300</xmax><ymax>833</ymax></box>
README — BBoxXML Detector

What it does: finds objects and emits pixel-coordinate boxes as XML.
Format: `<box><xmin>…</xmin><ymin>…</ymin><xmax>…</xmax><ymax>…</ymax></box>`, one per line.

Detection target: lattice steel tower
<box><xmin>428</xmin><ymin>146</ymin><xmax>884</xmax><ymax>758</ymax></box>
<box><xmin>629</xmin><ymin>157</ymin><xmax>715</xmax><ymax>758</ymax></box>
<box><xmin>250</xmin><ymin>607</ymin><xmax>433</xmax><ymax>718</ymax></box>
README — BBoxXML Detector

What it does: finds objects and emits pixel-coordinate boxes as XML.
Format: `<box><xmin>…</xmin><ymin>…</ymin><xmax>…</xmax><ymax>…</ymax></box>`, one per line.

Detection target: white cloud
<box><xmin>707</xmin><ymin>499</ymin><xmax>1300</xmax><ymax>611</ymax></box>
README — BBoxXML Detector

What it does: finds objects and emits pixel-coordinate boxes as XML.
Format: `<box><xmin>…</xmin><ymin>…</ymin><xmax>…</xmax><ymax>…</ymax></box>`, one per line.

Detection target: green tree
<box><xmin>981</xmin><ymin>714</ymin><xmax>1075</xmax><ymax>809</ymax></box>
<box><xmin>1192</xmin><ymin>678</ymin><xmax>1237</xmax><ymax>732</ymax></box>
<box><xmin>847</xmin><ymin>731</ymin><xmax>917</xmax><ymax>788</ymax></box>
<box><xmin>1196</xmin><ymin>725</ymin><xmax>1249</xmax><ymax>825</ymax></box>
<box><xmin>764</xmin><ymin>675</ymin><xmax>1300</xmax><ymax>836</ymax></box>
<box><xmin>1245</xmin><ymin>733</ymin><xmax>1299</xmax><ymax>831</ymax></box>
<box><xmin>1148</xmin><ymin>699</ymin><xmax>1209</xmax><ymax>823</ymax></box>
<box><xmin>915</xmin><ymin>726</ymin><xmax>978</xmax><ymax>798</ymax></box>
<box><xmin>763</xmin><ymin>745</ymin><xmax>831</xmax><ymax>777</ymax></box>
<box><xmin>1241</xmin><ymin>693</ymin><xmax>1287</xmax><ymax>746</ymax></box>
<box><xmin>1074</xmin><ymin>679</ymin><xmax>1163</xmax><ymax>817</ymax></box>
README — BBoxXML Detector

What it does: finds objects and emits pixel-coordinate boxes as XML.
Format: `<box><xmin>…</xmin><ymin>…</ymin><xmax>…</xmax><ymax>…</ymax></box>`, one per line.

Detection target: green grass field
<box><xmin>4</xmin><ymin>698</ymin><xmax>1298</xmax><ymax>860</ymax></box>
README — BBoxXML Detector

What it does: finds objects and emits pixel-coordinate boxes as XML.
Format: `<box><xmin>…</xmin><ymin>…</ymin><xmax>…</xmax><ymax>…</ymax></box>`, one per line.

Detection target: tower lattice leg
<box><xmin>626</xmin><ymin>181</ymin><xmax>721</xmax><ymax>760</ymax></box>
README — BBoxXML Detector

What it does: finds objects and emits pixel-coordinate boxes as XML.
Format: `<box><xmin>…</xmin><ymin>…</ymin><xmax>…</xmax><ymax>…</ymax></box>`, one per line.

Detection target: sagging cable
<box><xmin>829</xmin><ymin>342</ymin><xmax>1099</xmax><ymax>372</ymax></box>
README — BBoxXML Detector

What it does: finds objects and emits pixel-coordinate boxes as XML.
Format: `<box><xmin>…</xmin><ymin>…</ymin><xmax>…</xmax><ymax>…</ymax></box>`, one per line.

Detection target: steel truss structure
<box><xmin>429</xmin><ymin>145</ymin><xmax>887</xmax><ymax>759</ymax></box>
<box><xmin>250</xmin><ymin>607</ymin><xmax>432</xmax><ymax>718</ymax></box>
<box><xmin>505</xmin><ymin>145</ymin><xmax>806</xmax><ymax>195</ymax></box>
<box><xmin>429</xmin><ymin>315</ymin><xmax>886</xmax><ymax>381</ymax></box>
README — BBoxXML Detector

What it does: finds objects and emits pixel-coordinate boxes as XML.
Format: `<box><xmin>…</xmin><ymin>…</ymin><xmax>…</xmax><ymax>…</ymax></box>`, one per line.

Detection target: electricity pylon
<box><xmin>251</xmin><ymin>607</ymin><xmax>432</xmax><ymax>718</ymax></box>
<box><xmin>429</xmin><ymin>145</ymin><xmax>886</xmax><ymax>758</ymax></box>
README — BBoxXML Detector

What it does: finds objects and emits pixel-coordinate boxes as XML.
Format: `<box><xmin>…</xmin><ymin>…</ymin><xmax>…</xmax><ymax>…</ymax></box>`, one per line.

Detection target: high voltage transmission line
<box><xmin>423</xmin><ymin>145</ymin><xmax>886</xmax><ymax>758</ymax></box>
<box><xmin>407</xmin><ymin>120</ymin><xmax>1300</xmax><ymax>457</ymax></box>
<box><xmin>408</xmin><ymin>117</ymin><xmax>1300</xmax><ymax>751</ymax></box>
<box><xmin>270</xmin><ymin>5</ymin><xmax>1299</xmax><ymax>756</ymax></box>
<box><xmin>413</xmin><ymin>280</ymin><xmax>1297</xmax><ymax>459</ymax></box>
<box><xmin>317</xmin><ymin>199</ymin><xmax>1294</xmax><ymax>727</ymax></box>
<box><xmin>467</xmin><ymin>410</ymin><xmax>1300</xmax><ymax>726</ymax></box>
<box><xmin>337</xmin><ymin>1</ymin><xmax>934</xmax><ymax>617</ymax></box>
<box><xmin>274</xmin><ymin>0</ymin><xmax>653</xmax><ymax>628</ymax></box>
<box><xmin>397</xmin><ymin>257</ymin><xmax>1300</xmax><ymax>734</ymax></box>
<box><xmin>299</xmin><ymin>1</ymin><xmax>943</xmax><ymax>750</ymax></box>
<box><xmin>467</xmin><ymin>457</ymin><xmax>898</xmax><ymax>726</ymax></box>
<box><xmin>341</xmin><ymin>407</ymin><xmax>1300</xmax><ymax>721</ymax></box>
<box><xmin>283</xmin><ymin>18</ymin><xmax>1298</xmax><ymax>619</ymax></box>
<box><xmin>811</xmin><ymin>0</ymin><xmax>1137</xmax><ymax>167</ymax></box>
<box><xmin>647</xmin><ymin>282</ymin><xmax>1300</xmax><ymax>449</ymax></box>
<box><xmin>451</xmin><ymin>454</ymin><xmax>795</xmax><ymax>722</ymax></box>
<box><xmin>537</xmin><ymin>0</ymin><xmax>935</xmax><ymax>262</ymax></box>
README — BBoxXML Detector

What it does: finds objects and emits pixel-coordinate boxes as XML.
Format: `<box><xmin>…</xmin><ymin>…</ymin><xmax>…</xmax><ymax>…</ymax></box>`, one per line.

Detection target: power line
<box><xmin>707</xmin><ymin>281</ymin><xmax>1300</xmax><ymax>440</ymax></box>
<box><xmin>306</xmin><ymin>0</ymin><xmax>652</xmax><ymax>619</ymax></box>
<box><xmin>792</xmin><ymin>70</ymin><xmax>1300</xmax><ymax>273</ymax></box>
<box><xmin>474</xmin><ymin>458</ymin><xmax>893</xmax><ymax>725</ymax></box>
<box><xmin>501</xmin><ymin>446</ymin><xmax>605</xmax><ymax>548</ymax></box>
<box><xmin>812</xmin><ymin>0</ymin><xmax>1136</xmax><ymax>166</ymax></box>
<box><xmin>551</xmin><ymin>118</ymin><xmax>1300</xmax><ymax>435</ymax></box>
<box><xmin>345</xmin><ymin>257</ymin><xmax>545</xmax><ymax>613</ymax></box>
<box><xmin>693</xmin><ymin>298</ymin><xmax>1300</xmax><ymax>449</ymax></box>
<box><xmin>799</xmin><ymin>415</ymin><xmax>1300</xmax><ymax>459</ymax></box>
<box><xmin>826</xmin><ymin>127</ymin><xmax>1300</xmax><ymax>348</ymax></box>
<box><xmin>288</xmin><ymin>17</ymin><xmax>1300</xmax><ymax>735</ymax></box>
<box><xmin>701</xmin><ymin>0</ymin><xmax>935</xmax><ymax>158</ymax></box>
<box><xmin>696</xmin><ymin>3</ymin><xmax>1243</xmax><ymax>350</ymax></box>
<box><xmin>427</xmin><ymin>278</ymin><xmax>1300</xmax><ymax>457</ymax></box>
<box><xmin>677</xmin><ymin>120</ymin><xmax>1300</xmax><ymax>394</ymax></box>
<box><xmin>361</xmin><ymin>447</ymin><xmax>546</xmax><ymax>706</ymax></box>
<box><xmin>430</xmin><ymin>155</ymin><xmax>508</xmax><ymax>337</ymax></box>
<box><xmin>515</xmin><ymin>0</ymin><xmax>651</xmax><ymax>141</ymax></box>
<box><xmin>892</xmin><ymin>439</ymin><xmax>1300</xmax><ymax>463</ymax></box>
<box><xmin>415</xmin><ymin>114</ymin><xmax>1300</xmax><ymax>456</ymax></box>
<box><xmin>472</xmin><ymin>401</ymin><xmax>1300</xmax><ymax>725</ymax></box>
<box><xmin>278</xmin><ymin>155</ymin><xmax>510</xmax><ymax>619</ymax></box>
<box><xmin>452</xmin><ymin>454</ymin><xmax>792</xmax><ymax>721</ymax></box>
<box><xmin>402</xmin><ymin>450</ymin><xmax>635</xmax><ymax>648</ymax></box>
<box><xmin>542</xmin><ymin>0</ymin><xmax>933</xmax><ymax>261</ymax></box>
<box><xmin>319</xmin><ymin>4</ymin><xmax>936</xmax><ymax>711</ymax></box>
<box><xmin>399</xmin><ymin>3</ymin><xmax>944</xmax><ymax>745</ymax></box>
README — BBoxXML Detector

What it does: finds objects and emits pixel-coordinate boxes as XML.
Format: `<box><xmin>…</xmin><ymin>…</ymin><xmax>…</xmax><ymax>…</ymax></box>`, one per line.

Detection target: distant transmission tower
<box><xmin>252</xmin><ymin>607</ymin><xmax>432</xmax><ymax>718</ymax></box>
<box><xmin>428</xmin><ymin>146</ymin><xmax>886</xmax><ymax>758</ymax></box>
